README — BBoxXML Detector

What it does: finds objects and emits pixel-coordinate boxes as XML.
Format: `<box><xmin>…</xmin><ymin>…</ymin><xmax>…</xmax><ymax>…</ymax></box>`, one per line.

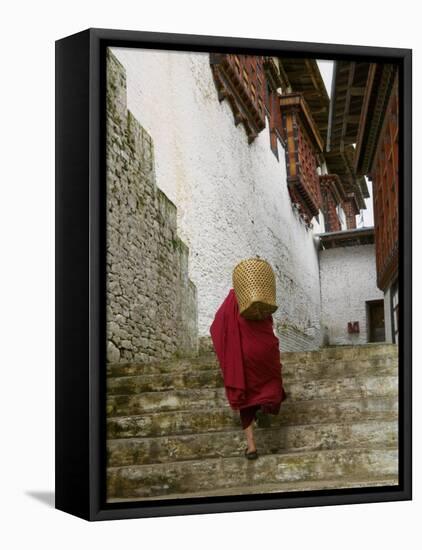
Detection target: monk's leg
<box><xmin>240</xmin><ymin>405</ymin><xmax>260</xmax><ymax>452</ymax></box>
<box><xmin>244</xmin><ymin>423</ymin><xmax>257</xmax><ymax>453</ymax></box>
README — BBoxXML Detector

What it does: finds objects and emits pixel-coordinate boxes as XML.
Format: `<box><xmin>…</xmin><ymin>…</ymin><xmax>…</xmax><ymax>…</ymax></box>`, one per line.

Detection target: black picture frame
<box><xmin>55</xmin><ymin>27</ymin><xmax>412</xmax><ymax>521</ymax></box>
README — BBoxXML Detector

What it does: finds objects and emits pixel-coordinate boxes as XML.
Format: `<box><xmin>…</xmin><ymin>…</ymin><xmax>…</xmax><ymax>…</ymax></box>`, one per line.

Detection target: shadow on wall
<box><xmin>322</xmin><ymin>325</ymin><xmax>329</xmax><ymax>346</ymax></box>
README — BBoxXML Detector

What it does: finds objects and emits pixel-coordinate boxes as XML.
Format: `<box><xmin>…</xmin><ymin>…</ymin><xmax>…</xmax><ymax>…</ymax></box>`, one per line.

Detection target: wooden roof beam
<box><xmin>340</xmin><ymin>62</ymin><xmax>356</xmax><ymax>153</ymax></box>
<box><xmin>346</xmin><ymin>114</ymin><xmax>361</xmax><ymax>124</ymax></box>
<box><xmin>350</xmin><ymin>86</ymin><xmax>365</xmax><ymax>96</ymax></box>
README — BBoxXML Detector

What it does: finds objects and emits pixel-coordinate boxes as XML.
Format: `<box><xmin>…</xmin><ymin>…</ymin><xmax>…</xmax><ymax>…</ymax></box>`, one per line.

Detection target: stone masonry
<box><xmin>106</xmin><ymin>50</ymin><xmax>198</xmax><ymax>364</ymax></box>
<box><xmin>106</xmin><ymin>343</ymin><xmax>398</xmax><ymax>501</ymax></box>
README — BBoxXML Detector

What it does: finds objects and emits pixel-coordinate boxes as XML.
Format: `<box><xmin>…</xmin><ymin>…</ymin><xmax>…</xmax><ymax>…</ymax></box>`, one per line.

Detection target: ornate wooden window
<box><xmin>210</xmin><ymin>54</ymin><xmax>266</xmax><ymax>143</ymax></box>
<box><xmin>370</xmin><ymin>75</ymin><xmax>399</xmax><ymax>291</ymax></box>
<box><xmin>319</xmin><ymin>174</ymin><xmax>345</xmax><ymax>232</ymax></box>
<box><xmin>342</xmin><ymin>195</ymin><xmax>360</xmax><ymax>229</ymax></box>
<box><xmin>263</xmin><ymin>57</ymin><xmax>285</xmax><ymax>158</ymax></box>
<box><xmin>280</xmin><ymin>93</ymin><xmax>324</xmax><ymax>223</ymax></box>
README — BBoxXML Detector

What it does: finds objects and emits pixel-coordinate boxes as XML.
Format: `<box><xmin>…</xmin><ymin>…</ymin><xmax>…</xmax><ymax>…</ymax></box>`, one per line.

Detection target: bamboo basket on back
<box><xmin>232</xmin><ymin>258</ymin><xmax>278</xmax><ymax>320</ymax></box>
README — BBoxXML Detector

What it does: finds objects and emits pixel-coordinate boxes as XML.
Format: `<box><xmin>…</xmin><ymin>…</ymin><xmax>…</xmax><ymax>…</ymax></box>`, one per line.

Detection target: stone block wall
<box><xmin>106</xmin><ymin>50</ymin><xmax>198</xmax><ymax>363</ymax></box>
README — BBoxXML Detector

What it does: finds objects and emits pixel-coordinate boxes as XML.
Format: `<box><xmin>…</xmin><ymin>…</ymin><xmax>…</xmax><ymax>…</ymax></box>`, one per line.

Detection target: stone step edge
<box><xmin>107</xmin><ymin>364</ymin><xmax>398</xmax><ymax>384</ymax></box>
<box><xmin>106</xmin><ymin>387</ymin><xmax>399</xmax><ymax>401</ymax></box>
<box><xmin>108</xmin><ymin>352</ymin><xmax>399</xmax><ymax>368</ymax></box>
<box><xmin>201</xmin><ymin>343</ymin><xmax>397</xmax><ymax>357</ymax></box>
<box><xmin>281</xmin><ymin>342</ymin><xmax>397</xmax><ymax>353</ymax></box>
<box><xmin>107</xmin><ymin>375</ymin><xmax>399</xmax><ymax>400</ymax></box>
<box><xmin>108</xmin><ymin>349</ymin><xmax>399</xmax><ymax>366</ymax></box>
<box><xmin>106</xmin><ymin>475</ymin><xmax>400</xmax><ymax>502</ymax></box>
<box><xmin>106</xmin><ymin>444</ymin><xmax>398</xmax><ymax>472</ymax></box>
<box><xmin>107</xmin><ymin>353</ymin><xmax>399</xmax><ymax>375</ymax></box>
<box><xmin>106</xmin><ymin>389</ymin><xmax>399</xmax><ymax>409</ymax></box>
<box><xmin>107</xmin><ymin>417</ymin><xmax>398</xmax><ymax>444</ymax></box>
<box><xmin>107</xmin><ymin>395</ymin><xmax>398</xmax><ymax>421</ymax></box>
<box><xmin>107</xmin><ymin>413</ymin><xmax>398</xmax><ymax>439</ymax></box>
<box><xmin>107</xmin><ymin>441</ymin><xmax>398</xmax><ymax>467</ymax></box>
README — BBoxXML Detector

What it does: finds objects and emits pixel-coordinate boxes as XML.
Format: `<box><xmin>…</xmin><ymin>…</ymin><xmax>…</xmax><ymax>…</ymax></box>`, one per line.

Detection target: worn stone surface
<box><xmin>106</xmin><ymin>51</ymin><xmax>198</xmax><ymax>363</ymax></box>
<box><xmin>108</xmin><ymin>419</ymin><xmax>398</xmax><ymax>466</ymax></box>
<box><xmin>106</xmin><ymin>357</ymin><xmax>397</xmax><ymax>396</ymax></box>
<box><xmin>106</xmin><ymin>394</ymin><xmax>398</xmax><ymax>439</ymax></box>
<box><xmin>282</xmin><ymin>342</ymin><xmax>398</xmax><ymax>361</ymax></box>
<box><xmin>107</xmin><ymin>374</ymin><xmax>397</xmax><ymax>415</ymax></box>
<box><xmin>107</xmin><ymin>447</ymin><xmax>398</xmax><ymax>499</ymax></box>
<box><xmin>109</xmin><ymin>476</ymin><xmax>399</xmax><ymax>501</ymax></box>
<box><xmin>106</xmin><ymin>346</ymin><xmax>397</xmax><ymax>379</ymax></box>
<box><xmin>106</xmin><ymin>344</ymin><xmax>399</xmax><ymax>500</ymax></box>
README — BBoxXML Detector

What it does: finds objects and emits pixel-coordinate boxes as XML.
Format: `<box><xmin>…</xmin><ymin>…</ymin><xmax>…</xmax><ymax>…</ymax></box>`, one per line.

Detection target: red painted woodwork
<box><xmin>210</xmin><ymin>54</ymin><xmax>266</xmax><ymax>143</ymax></box>
<box><xmin>342</xmin><ymin>197</ymin><xmax>359</xmax><ymax>229</ymax></box>
<box><xmin>264</xmin><ymin>57</ymin><xmax>284</xmax><ymax>157</ymax></box>
<box><xmin>370</xmin><ymin>76</ymin><xmax>399</xmax><ymax>291</ymax></box>
<box><xmin>319</xmin><ymin>175</ymin><xmax>343</xmax><ymax>232</ymax></box>
<box><xmin>297</xmin><ymin>125</ymin><xmax>322</xmax><ymax>210</ymax></box>
<box><xmin>281</xmin><ymin>94</ymin><xmax>324</xmax><ymax>223</ymax></box>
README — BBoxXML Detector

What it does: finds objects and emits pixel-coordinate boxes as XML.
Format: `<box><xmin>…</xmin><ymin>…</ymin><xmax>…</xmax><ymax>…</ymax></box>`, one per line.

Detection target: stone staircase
<box><xmin>106</xmin><ymin>343</ymin><xmax>399</xmax><ymax>502</ymax></box>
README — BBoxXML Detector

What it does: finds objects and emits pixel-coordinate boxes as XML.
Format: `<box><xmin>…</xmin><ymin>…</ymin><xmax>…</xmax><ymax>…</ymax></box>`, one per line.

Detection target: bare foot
<box><xmin>244</xmin><ymin>423</ymin><xmax>257</xmax><ymax>453</ymax></box>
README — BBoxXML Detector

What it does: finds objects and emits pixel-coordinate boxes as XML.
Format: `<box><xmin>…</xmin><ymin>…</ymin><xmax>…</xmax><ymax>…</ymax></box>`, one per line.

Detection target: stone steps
<box><xmin>107</xmin><ymin>369</ymin><xmax>223</xmax><ymax>395</ymax></box>
<box><xmin>108</xmin><ymin>475</ymin><xmax>399</xmax><ymax>502</ymax></box>
<box><xmin>107</xmin><ymin>355</ymin><xmax>219</xmax><ymax>378</ymax></box>
<box><xmin>107</xmin><ymin>356</ymin><xmax>397</xmax><ymax>380</ymax></box>
<box><xmin>107</xmin><ymin>346</ymin><xmax>397</xmax><ymax>379</ymax></box>
<box><xmin>107</xmin><ymin>446</ymin><xmax>398</xmax><ymax>500</ymax></box>
<box><xmin>106</xmin><ymin>343</ymin><xmax>399</xmax><ymax>500</ymax></box>
<box><xmin>107</xmin><ymin>374</ymin><xmax>397</xmax><ymax>415</ymax></box>
<box><xmin>283</xmin><ymin>356</ymin><xmax>397</xmax><ymax>380</ymax></box>
<box><xmin>107</xmin><ymin>418</ymin><xmax>398</xmax><ymax>466</ymax></box>
<box><xmin>107</xmin><ymin>395</ymin><xmax>398</xmax><ymax>438</ymax></box>
<box><xmin>281</xmin><ymin>343</ymin><xmax>398</xmax><ymax>362</ymax></box>
<box><xmin>106</xmin><ymin>356</ymin><xmax>398</xmax><ymax>394</ymax></box>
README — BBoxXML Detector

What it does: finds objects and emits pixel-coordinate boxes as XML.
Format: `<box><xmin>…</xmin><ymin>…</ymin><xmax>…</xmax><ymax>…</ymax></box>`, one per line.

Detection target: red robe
<box><xmin>209</xmin><ymin>288</ymin><xmax>286</xmax><ymax>414</ymax></box>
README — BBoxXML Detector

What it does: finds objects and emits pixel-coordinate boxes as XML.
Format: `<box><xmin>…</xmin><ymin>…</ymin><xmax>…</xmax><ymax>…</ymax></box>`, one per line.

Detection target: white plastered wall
<box><xmin>111</xmin><ymin>47</ymin><xmax>323</xmax><ymax>350</ymax></box>
<box><xmin>319</xmin><ymin>243</ymin><xmax>384</xmax><ymax>345</ymax></box>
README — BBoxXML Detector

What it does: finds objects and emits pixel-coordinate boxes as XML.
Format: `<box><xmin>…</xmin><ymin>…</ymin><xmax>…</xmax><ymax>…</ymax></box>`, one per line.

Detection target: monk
<box><xmin>210</xmin><ymin>288</ymin><xmax>286</xmax><ymax>460</ymax></box>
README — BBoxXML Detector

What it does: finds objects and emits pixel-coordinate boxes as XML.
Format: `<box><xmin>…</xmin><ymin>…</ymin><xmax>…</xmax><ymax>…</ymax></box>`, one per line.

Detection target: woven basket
<box><xmin>232</xmin><ymin>258</ymin><xmax>278</xmax><ymax>320</ymax></box>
